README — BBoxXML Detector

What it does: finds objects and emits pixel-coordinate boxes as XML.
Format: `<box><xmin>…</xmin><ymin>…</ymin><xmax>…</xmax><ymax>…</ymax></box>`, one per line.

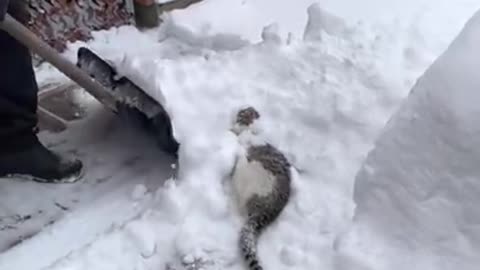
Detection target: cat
<box><xmin>230</xmin><ymin>106</ymin><xmax>292</xmax><ymax>270</ymax></box>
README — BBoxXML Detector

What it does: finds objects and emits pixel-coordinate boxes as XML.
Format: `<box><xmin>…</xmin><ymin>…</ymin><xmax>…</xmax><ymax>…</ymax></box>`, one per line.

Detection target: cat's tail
<box><xmin>239</xmin><ymin>217</ymin><xmax>264</xmax><ymax>270</ymax></box>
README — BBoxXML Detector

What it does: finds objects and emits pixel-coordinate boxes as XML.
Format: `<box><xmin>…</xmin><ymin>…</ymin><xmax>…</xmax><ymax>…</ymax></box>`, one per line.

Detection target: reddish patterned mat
<box><xmin>27</xmin><ymin>0</ymin><xmax>134</xmax><ymax>52</ymax></box>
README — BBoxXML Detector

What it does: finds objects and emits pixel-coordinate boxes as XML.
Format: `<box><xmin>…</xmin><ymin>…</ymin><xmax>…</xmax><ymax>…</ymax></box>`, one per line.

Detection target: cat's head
<box><xmin>230</xmin><ymin>106</ymin><xmax>260</xmax><ymax>135</ymax></box>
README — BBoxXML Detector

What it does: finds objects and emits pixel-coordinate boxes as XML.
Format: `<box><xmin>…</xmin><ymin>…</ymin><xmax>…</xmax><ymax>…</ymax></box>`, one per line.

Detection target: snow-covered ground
<box><xmin>1</xmin><ymin>0</ymin><xmax>480</xmax><ymax>270</ymax></box>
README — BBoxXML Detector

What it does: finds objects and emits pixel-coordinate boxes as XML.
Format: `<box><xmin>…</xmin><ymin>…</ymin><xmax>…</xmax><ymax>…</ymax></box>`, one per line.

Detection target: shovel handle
<box><xmin>0</xmin><ymin>14</ymin><xmax>118</xmax><ymax>113</ymax></box>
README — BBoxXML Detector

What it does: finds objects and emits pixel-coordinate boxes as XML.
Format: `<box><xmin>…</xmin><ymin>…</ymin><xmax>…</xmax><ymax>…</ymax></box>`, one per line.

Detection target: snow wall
<box><xmin>336</xmin><ymin>8</ymin><xmax>480</xmax><ymax>270</ymax></box>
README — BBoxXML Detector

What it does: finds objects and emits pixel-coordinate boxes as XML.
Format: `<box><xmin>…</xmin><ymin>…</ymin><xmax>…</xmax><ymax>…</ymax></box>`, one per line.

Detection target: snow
<box><xmin>335</xmin><ymin>9</ymin><xmax>480</xmax><ymax>270</ymax></box>
<box><xmin>0</xmin><ymin>101</ymin><xmax>177</xmax><ymax>268</ymax></box>
<box><xmin>156</xmin><ymin>0</ymin><xmax>174</xmax><ymax>4</ymax></box>
<box><xmin>1</xmin><ymin>0</ymin><xmax>480</xmax><ymax>270</ymax></box>
<box><xmin>167</xmin><ymin>0</ymin><xmax>479</xmax><ymax>57</ymax></box>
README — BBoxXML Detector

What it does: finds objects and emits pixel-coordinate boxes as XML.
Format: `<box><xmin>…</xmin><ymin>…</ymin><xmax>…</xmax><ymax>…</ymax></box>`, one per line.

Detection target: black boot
<box><xmin>0</xmin><ymin>134</ymin><xmax>83</xmax><ymax>183</ymax></box>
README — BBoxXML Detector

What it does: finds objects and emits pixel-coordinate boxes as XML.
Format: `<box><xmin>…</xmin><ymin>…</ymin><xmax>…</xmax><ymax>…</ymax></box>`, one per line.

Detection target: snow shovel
<box><xmin>0</xmin><ymin>14</ymin><xmax>179</xmax><ymax>156</ymax></box>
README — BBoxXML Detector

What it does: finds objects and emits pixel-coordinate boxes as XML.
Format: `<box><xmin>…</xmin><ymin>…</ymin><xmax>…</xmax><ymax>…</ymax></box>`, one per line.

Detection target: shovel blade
<box><xmin>76</xmin><ymin>47</ymin><xmax>179</xmax><ymax>156</ymax></box>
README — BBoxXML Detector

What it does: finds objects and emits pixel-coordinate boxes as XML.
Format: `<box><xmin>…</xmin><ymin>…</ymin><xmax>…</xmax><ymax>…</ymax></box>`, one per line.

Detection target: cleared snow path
<box><xmin>0</xmin><ymin>99</ymin><xmax>176</xmax><ymax>270</ymax></box>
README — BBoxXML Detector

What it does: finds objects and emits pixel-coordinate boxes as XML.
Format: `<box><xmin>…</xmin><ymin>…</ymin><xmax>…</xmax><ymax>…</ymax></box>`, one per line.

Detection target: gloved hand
<box><xmin>0</xmin><ymin>0</ymin><xmax>9</xmax><ymax>22</ymax></box>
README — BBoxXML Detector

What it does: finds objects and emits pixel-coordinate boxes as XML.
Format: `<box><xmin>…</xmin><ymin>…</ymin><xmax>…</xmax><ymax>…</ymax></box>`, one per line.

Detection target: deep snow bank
<box><xmin>336</xmin><ymin>9</ymin><xmax>480</xmax><ymax>270</ymax></box>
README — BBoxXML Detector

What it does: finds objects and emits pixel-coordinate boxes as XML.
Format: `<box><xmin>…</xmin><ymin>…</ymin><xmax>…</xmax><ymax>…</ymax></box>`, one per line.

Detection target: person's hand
<box><xmin>0</xmin><ymin>0</ymin><xmax>9</xmax><ymax>22</ymax></box>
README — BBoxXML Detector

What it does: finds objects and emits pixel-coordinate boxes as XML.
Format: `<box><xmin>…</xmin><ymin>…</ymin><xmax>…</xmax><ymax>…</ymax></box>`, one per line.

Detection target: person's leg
<box><xmin>0</xmin><ymin>25</ymin><xmax>38</xmax><ymax>151</ymax></box>
<box><xmin>0</xmin><ymin>2</ymin><xmax>83</xmax><ymax>183</ymax></box>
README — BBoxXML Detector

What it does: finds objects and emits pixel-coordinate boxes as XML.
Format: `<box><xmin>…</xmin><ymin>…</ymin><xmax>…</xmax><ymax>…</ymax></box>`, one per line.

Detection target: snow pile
<box><xmin>336</xmin><ymin>9</ymin><xmax>480</xmax><ymax>270</ymax></box>
<box><xmin>166</xmin><ymin>0</ymin><xmax>320</xmax><ymax>43</ymax></box>
<box><xmin>168</xmin><ymin>0</ymin><xmax>480</xmax><ymax>59</ymax></box>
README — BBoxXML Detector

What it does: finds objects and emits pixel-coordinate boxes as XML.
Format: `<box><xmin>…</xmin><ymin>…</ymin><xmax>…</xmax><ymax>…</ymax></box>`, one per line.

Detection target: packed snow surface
<box><xmin>1</xmin><ymin>0</ymin><xmax>480</xmax><ymax>270</ymax></box>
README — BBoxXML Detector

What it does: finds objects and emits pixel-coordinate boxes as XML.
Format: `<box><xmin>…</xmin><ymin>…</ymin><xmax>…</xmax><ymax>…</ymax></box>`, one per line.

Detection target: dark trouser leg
<box><xmin>0</xmin><ymin>28</ymin><xmax>39</xmax><ymax>153</ymax></box>
<box><xmin>0</xmin><ymin>2</ymin><xmax>83</xmax><ymax>182</ymax></box>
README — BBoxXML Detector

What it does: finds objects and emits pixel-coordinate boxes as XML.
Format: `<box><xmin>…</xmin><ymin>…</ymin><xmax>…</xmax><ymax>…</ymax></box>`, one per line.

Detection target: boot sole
<box><xmin>1</xmin><ymin>168</ymin><xmax>85</xmax><ymax>184</ymax></box>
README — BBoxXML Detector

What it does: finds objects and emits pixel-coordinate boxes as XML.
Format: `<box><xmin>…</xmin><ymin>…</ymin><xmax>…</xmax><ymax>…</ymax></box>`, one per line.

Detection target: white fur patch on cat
<box><xmin>232</xmin><ymin>155</ymin><xmax>276</xmax><ymax>210</ymax></box>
